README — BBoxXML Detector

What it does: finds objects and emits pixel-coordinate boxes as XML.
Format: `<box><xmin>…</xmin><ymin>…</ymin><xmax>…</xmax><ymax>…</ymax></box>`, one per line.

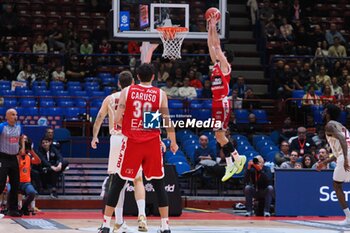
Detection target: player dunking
<box><xmin>316</xmin><ymin>104</ymin><xmax>350</xmax><ymax>225</ymax></box>
<box><xmin>92</xmin><ymin>71</ymin><xmax>149</xmax><ymax>232</ymax></box>
<box><xmin>207</xmin><ymin>14</ymin><xmax>246</xmax><ymax>182</ymax></box>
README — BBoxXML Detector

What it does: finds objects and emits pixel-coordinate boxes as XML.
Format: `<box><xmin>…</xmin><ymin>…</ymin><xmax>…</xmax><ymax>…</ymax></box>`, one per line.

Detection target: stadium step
<box><xmin>227</xmin><ymin>4</ymin><xmax>247</xmax><ymax>12</ymax></box>
<box><xmin>234</xmin><ymin>70</ymin><xmax>265</xmax><ymax>80</ymax></box>
<box><xmin>230</xmin><ymin>17</ymin><xmax>250</xmax><ymax>26</ymax></box>
<box><xmin>234</xmin><ymin>57</ymin><xmax>261</xmax><ymax>66</ymax></box>
<box><xmin>225</xmin><ymin>44</ymin><xmax>257</xmax><ymax>53</ymax></box>
<box><xmin>229</xmin><ymin>31</ymin><xmax>253</xmax><ymax>39</ymax></box>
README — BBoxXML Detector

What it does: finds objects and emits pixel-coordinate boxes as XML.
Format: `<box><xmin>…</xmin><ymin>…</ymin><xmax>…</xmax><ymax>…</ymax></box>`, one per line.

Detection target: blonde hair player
<box><xmin>91</xmin><ymin>71</ymin><xmax>148</xmax><ymax>232</ymax></box>
<box><xmin>207</xmin><ymin>12</ymin><xmax>246</xmax><ymax>182</ymax></box>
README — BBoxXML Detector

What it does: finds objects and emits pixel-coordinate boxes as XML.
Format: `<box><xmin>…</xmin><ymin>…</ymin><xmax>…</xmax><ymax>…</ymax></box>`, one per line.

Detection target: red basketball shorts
<box><xmin>212</xmin><ymin>96</ymin><xmax>231</xmax><ymax>131</ymax></box>
<box><xmin>116</xmin><ymin>136</ymin><xmax>164</xmax><ymax>181</ymax></box>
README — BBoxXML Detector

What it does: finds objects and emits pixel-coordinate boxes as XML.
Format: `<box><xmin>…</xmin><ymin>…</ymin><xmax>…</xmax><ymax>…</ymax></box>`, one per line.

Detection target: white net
<box><xmin>156</xmin><ymin>27</ymin><xmax>188</xmax><ymax>60</ymax></box>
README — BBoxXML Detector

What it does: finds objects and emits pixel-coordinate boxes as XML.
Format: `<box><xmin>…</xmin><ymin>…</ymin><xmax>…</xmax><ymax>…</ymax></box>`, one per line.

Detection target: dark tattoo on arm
<box><xmin>118</xmin><ymin>103</ymin><xmax>126</xmax><ymax>109</ymax></box>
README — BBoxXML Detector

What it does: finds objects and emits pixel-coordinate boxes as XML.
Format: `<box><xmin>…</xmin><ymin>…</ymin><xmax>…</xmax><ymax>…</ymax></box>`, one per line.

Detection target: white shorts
<box><xmin>108</xmin><ymin>134</ymin><xmax>142</xmax><ymax>178</ymax></box>
<box><xmin>333</xmin><ymin>156</ymin><xmax>350</xmax><ymax>182</ymax></box>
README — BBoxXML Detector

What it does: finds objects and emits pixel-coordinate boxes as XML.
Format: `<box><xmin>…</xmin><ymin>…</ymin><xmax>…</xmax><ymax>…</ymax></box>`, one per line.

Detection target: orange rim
<box><xmin>156</xmin><ymin>27</ymin><xmax>188</xmax><ymax>40</ymax></box>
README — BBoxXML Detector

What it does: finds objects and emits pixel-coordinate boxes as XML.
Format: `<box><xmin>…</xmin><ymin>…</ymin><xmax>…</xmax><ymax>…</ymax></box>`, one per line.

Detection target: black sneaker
<box><xmin>97</xmin><ymin>226</ymin><xmax>110</xmax><ymax>233</ymax></box>
<box><xmin>21</xmin><ymin>207</ymin><xmax>30</xmax><ymax>216</ymax></box>
<box><xmin>50</xmin><ymin>191</ymin><xmax>58</xmax><ymax>199</ymax></box>
<box><xmin>7</xmin><ymin>210</ymin><xmax>23</xmax><ymax>217</ymax></box>
<box><xmin>157</xmin><ymin>230</ymin><xmax>171</xmax><ymax>233</ymax></box>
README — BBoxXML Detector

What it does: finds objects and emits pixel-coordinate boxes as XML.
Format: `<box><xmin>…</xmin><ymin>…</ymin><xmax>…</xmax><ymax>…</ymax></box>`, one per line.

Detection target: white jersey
<box><xmin>326</xmin><ymin>120</ymin><xmax>350</xmax><ymax>159</ymax></box>
<box><xmin>107</xmin><ymin>92</ymin><xmax>121</xmax><ymax>135</ymax></box>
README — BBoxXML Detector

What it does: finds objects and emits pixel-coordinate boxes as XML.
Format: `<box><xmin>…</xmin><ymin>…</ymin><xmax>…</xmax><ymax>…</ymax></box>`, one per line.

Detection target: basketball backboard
<box><xmin>112</xmin><ymin>0</ymin><xmax>228</xmax><ymax>41</ymax></box>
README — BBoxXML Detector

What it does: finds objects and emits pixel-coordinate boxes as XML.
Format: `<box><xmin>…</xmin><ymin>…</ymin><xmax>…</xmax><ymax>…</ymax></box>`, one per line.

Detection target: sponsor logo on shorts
<box><xmin>117</xmin><ymin>140</ymin><xmax>126</xmax><ymax>168</ymax></box>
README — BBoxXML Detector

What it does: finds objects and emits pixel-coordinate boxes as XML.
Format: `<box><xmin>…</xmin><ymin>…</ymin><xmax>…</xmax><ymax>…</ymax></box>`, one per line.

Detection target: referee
<box><xmin>0</xmin><ymin>109</ymin><xmax>23</xmax><ymax>217</ymax></box>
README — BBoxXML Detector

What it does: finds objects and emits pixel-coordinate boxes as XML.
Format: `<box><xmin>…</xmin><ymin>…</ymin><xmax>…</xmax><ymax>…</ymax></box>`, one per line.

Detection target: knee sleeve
<box><xmin>106</xmin><ymin>173</ymin><xmax>126</xmax><ymax>207</ymax></box>
<box><xmin>151</xmin><ymin>179</ymin><xmax>168</xmax><ymax>208</ymax></box>
<box><xmin>222</xmin><ymin>141</ymin><xmax>235</xmax><ymax>158</ymax></box>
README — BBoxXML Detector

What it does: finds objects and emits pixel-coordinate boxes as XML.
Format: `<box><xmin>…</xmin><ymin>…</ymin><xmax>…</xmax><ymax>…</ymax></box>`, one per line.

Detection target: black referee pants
<box><xmin>0</xmin><ymin>153</ymin><xmax>19</xmax><ymax>211</ymax></box>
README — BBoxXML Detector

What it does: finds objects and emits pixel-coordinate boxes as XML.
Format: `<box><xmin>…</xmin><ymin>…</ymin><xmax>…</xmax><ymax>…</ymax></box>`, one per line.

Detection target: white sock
<box><xmin>115</xmin><ymin>207</ymin><xmax>123</xmax><ymax>225</ymax></box>
<box><xmin>102</xmin><ymin>215</ymin><xmax>111</xmax><ymax>228</ymax></box>
<box><xmin>225</xmin><ymin>156</ymin><xmax>234</xmax><ymax>166</ymax></box>
<box><xmin>137</xmin><ymin>199</ymin><xmax>146</xmax><ymax>217</ymax></box>
<box><xmin>161</xmin><ymin>217</ymin><xmax>169</xmax><ymax>231</ymax></box>
<box><xmin>232</xmin><ymin>150</ymin><xmax>240</xmax><ymax>163</ymax></box>
<box><xmin>31</xmin><ymin>200</ymin><xmax>35</xmax><ymax>210</ymax></box>
<box><xmin>344</xmin><ymin>208</ymin><xmax>350</xmax><ymax>218</ymax></box>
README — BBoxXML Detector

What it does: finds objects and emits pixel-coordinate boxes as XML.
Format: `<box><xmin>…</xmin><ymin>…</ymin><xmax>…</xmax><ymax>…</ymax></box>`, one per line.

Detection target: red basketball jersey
<box><xmin>122</xmin><ymin>84</ymin><xmax>161</xmax><ymax>142</ymax></box>
<box><xmin>210</xmin><ymin>62</ymin><xmax>231</xmax><ymax>100</ymax></box>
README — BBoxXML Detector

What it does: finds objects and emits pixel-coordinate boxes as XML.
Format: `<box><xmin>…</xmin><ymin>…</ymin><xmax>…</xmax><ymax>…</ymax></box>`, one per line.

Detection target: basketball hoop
<box><xmin>156</xmin><ymin>26</ymin><xmax>188</xmax><ymax>60</ymax></box>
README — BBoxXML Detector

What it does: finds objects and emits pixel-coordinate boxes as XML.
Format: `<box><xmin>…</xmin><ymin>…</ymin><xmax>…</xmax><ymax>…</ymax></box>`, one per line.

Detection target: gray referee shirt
<box><xmin>0</xmin><ymin>122</ymin><xmax>22</xmax><ymax>155</ymax></box>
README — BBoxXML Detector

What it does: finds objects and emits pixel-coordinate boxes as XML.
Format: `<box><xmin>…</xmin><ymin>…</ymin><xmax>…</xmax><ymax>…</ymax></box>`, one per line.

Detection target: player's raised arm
<box><xmin>91</xmin><ymin>97</ymin><xmax>108</xmax><ymax>149</ymax></box>
<box><xmin>115</xmin><ymin>87</ymin><xmax>128</xmax><ymax>128</ymax></box>
<box><xmin>159</xmin><ymin>90</ymin><xmax>178</xmax><ymax>154</ymax></box>
<box><xmin>140</xmin><ymin>42</ymin><xmax>159</xmax><ymax>64</ymax></box>
<box><xmin>325</xmin><ymin>122</ymin><xmax>350</xmax><ymax>171</ymax></box>
<box><xmin>208</xmin><ymin>18</ymin><xmax>230</xmax><ymax>74</ymax></box>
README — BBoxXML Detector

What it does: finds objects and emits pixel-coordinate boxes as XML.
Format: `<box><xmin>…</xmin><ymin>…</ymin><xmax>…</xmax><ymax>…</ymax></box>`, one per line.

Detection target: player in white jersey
<box><xmin>316</xmin><ymin>104</ymin><xmax>350</xmax><ymax>225</ymax></box>
<box><xmin>91</xmin><ymin>71</ymin><xmax>148</xmax><ymax>232</ymax></box>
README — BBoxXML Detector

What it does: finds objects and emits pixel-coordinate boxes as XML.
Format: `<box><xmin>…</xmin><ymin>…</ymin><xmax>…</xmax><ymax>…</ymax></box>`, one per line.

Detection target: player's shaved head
<box><xmin>118</xmin><ymin>71</ymin><xmax>134</xmax><ymax>89</ymax></box>
<box><xmin>5</xmin><ymin>108</ymin><xmax>17</xmax><ymax>125</ymax></box>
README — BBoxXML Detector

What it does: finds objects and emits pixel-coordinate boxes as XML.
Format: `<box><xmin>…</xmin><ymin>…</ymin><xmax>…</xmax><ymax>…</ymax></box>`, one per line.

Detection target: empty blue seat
<box><xmin>91</xmin><ymin>98</ymin><xmax>103</xmax><ymax>107</ymax></box>
<box><xmin>101</xmin><ymin>77</ymin><xmax>116</xmax><ymax>86</ymax></box>
<box><xmin>244</xmin><ymin>150</ymin><xmax>259</xmax><ymax>159</ymax></box>
<box><xmin>260</xmin><ymin>146</ymin><xmax>279</xmax><ymax>157</ymax></box>
<box><xmin>4</xmin><ymin>99</ymin><xmax>17</xmax><ymax>107</ymax></box>
<box><xmin>182</xmin><ymin>139</ymin><xmax>199</xmax><ymax>148</ymax></box>
<box><xmin>235</xmin><ymin>109</ymin><xmax>249</xmax><ymax>124</ymax></box>
<box><xmin>312</xmin><ymin>105</ymin><xmax>324</xmax><ymax>125</ymax></box>
<box><xmin>75</xmin><ymin>98</ymin><xmax>87</xmax><ymax>107</ymax></box>
<box><xmin>16</xmin><ymin>89</ymin><xmax>33</xmax><ymax>96</ymax></box>
<box><xmin>168</xmin><ymin>99</ymin><xmax>183</xmax><ymax>109</ymax></box>
<box><xmin>85</xmin><ymin>76</ymin><xmax>100</xmax><ymax>82</ymax></box>
<box><xmin>91</xmin><ymin>91</ymin><xmax>106</xmax><ymax>97</ymax></box>
<box><xmin>292</xmin><ymin>90</ymin><xmax>305</xmax><ymax>108</ymax></box>
<box><xmin>172</xmin><ymin>161</ymin><xmax>191</xmax><ymax>176</ymax></box>
<box><xmin>202</xmin><ymin>99</ymin><xmax>212</xmax><ymax>109</ymax></box>
<box><xmin>190</xmin><ymin>100</ymin><xmax>202</xmax><ymax>109</ymax></box>
<box><xmin>35</xmin><ymin>89</ymin><xmax>51</xmax><ymax>96</ymax></box>
<box><xmin>237</xmin><ymin>145</ymin><xmax>255</xmax><ymax>154</ymax></box>
<box><xmin>196</xmin><ymin>89</ymin><xmax>202</xmax><ymax>97</ymax></box>
<box><xmin>50</xmin><ymin>81</ymin><xmax>64</xmax><ymax>89</ymax></box>
<box><xmin>0</xmin><ymin>107</ymin><xmax>6</xmax><ymax>116</ymax></box>
<box><xmin>40</xmin><ymin>107</ymin><xmax>64</xmax><ymax>116</ymax></box>
<box><xmin>256</xmin><ymin>139</ymin><xmax>275</xmax><ymax>152</ymax></box>
<box><xmin>264</xmin><ymin>151</ymin><xmax>277</xmax><ymax>163</ymax></box>
<box><xmin>180</xmin><ymin>134</ymin><xmax>199</xmax><ymax>144</ymax></box>
<box><xmin>68</xmin><ymin>85</ymin><xmax>83</xmax><ymax>93</ymax></box>
<box><xmin>98</xmin><ymin>73</ymin><xmax>112</xmax><ymax>79</ymax></box>
<box><xmin>269</xmin><ymin>130</ymin><xmax>280</xmax><ymax>145</ymax></box>
<box><xmin>0</xmin><ymin>90</ymin><xmax>15</xmax><ymax>96</ymax></box>
<box><xmin>57</xmin><ymin>100</ymin><xmax>74</xmax><ymax>107</ymax></box>
<box><xmin>40</xmin><ymin>99</ymin><xmax>55</xmax><ymax>107</ymax></box>
<box><xmin>252</xmin><ymin>134</ymin><xmax>270</xmax><ymax>146</ymax></box>
<box><xmin>20</xmin><ymin>99</ymin><xmax>36</xmax><ymax>107</ymax></box>
<box><xmin>85</xmin><ymin>85</ymin><xmax>100</xmax><ymax>92</ymax></box>
<box><xmin>50</xmin><ymin>85</ymin><xmax>64</xmax><ymax>92</ymax></box>
<box><xmin>65</xmin><ymin>107</ymin><xmax>83</xmax><ymax>118</ymax></box>
<box><xmin>104</xmin><ymin>86</ymin><xmax>115</xmax><ymax>95</ymax></box>
<box><xmin>169</xmin><ymin>108</ymin><xmax>184</xmax><ymax>120</ymax></box>
<box><xmin>71</xmin><ymin>91</ymin><xmax>88</xmax><ymax>98</ymax></box>
<box><xmin>67</xmin><ymin>81</ymin><xmax>81</xmax><ymax>87</ymax></box>
<box><xmin>32</xmin><ymin>80</ymin><xmax>47</xmax><ymax>87</ymax></box>
<box><xmin>167</xmin><ymin>155</ymin><xmax>188</xmax><ymax>164</ymax></box>
<box><xmin>252</xmin><ymin>109</ymin><xmax>269</xmax><ymax>124</ymax></box>
<box><xmin>164</xmin><ymin>150</ymin><xmax>186</xmax><ymax>161</ymax></box>
<box><xmin>89</xmin><ymin>107</ymin><xmax>99</xmax><ymax>118</ymax></box>
<box><xmin>26</xmin><ymin>107</ymin><xmax>39</xmax><ymax>116</ymax></box>
<box><xmin>236</xmin><ymin>140</ymin><xmax>252</xmax><ymax>147</ymax></box>
<box><xmin>162</xmin><ymin>138</ymin><xmax>171</xmax><ymax>149</ymax></box>
<box><xmin>32</xmin><ymin>85</ymin><xmax>47</xmax><ymax>93</ymax></box>
<box><xmin>183</xmin><ymin>144</ymin><xmax>200</xmax><ymax>163</ymax></box>
<box><xmin>53</xmin><ymin>90</ymin><xmax>69</xmax><ymax>96</ymax></box>
<box><xmin>0</xmin><ymin>80</ymin><xmax>11</xmax><ymax>89</ymax></box>
<box><xmin>15</xmin><ymin>107</ymin><xmax>25</xmax><ymax>116</ymax></box>
<box><xmin>232</xmin><ymin>134</ymin><xmax>248</xmax><ymax>142</ymax></box>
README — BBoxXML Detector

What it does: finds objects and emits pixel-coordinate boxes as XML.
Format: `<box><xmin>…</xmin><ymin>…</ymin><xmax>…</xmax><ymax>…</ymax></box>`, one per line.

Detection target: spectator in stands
<box><xmin>325</xmin><ymin>23</ymin><xmax>346</xmax><ymax>46</ymax></box>
<box><xmin>302</xmin><ymin>85</ymin><xmax>321</xmax><ymax>106</ymax></box>
<box><xmin>290</xmin><ymin>127</ymin><xmax>315</xmax><ymax>156</ymax></box>
<box><xmin>80</xmin><ymin>38</ymin><xmax>93</xmax><ymax>55</ymax></box>
<box><xmin>259</xmin><ymin>0</ymin><xmax>274</xmax><ymax>23</ymax></box>
<box><xmin>243</xmin><ymin>88</ymin><xmax>260</xmax><ymax>110</ymax></box>
<box><xmin>331</xmin><ymin>60</ymin><xmax>343</xmax><ymax>78</ymax></box>
<box><xmin>274</xmin><ymin>1</ymin><xmax>289</xmax><ymax>26</ymax></box>
<box><xmin>279</xmin><ymin>17</ymin><xmax>294</xmax><ymax>41</ymax></box>
<box><xmin>302</xmin><ymin>154</ymin><xmax>315</xmax><ymax>169</ymax></box>
<box><xmin>65</xmin><ymin>22</ymin><xmax>80</xmax><ymax>56</ymax></box>
<box><xmin>274</xmin><ymin>141</ymin><xmax>290</xmax><ymax>167</ymax></box>
<box><xmin>233</xmin><ymin>76</ymin><xmax>248</xmax><ymax>99</ymax></box>
<box><xmin>244</xmin><ymin>156</ymin><xmax>274</xmax><ymax>217</ymax></box>
<box><xmin>265</xmin><ymin>20</ymin><xmax>279</xmax><ymax>41</ymax></box>
<box><xmin>44</xmin><ymin>128</ymin><xmax>60</xmax><ymax>149</ymax></box>
<box><xmin>315</xmin><ymin>40</ymin><xmax>329</xmax><ymax>58</ymax></box>
<box><xmin>294</xmin><ymin>26</ymin><xmax>311</xmax><ymax>55</ymax></box>
<box><xmin>188</xmin><ymin>70</ymin><xmax>203</xmax><ymax>89</ymax></box>
<box><xmin>172</xmin><ymin>67</ymin><xmax>184</xmax><ymax>87</ymax></box>
<box><xmin>304</xmin><ymin>76</ymin><xmax>321</xmax><ymax>92</ymax></box>
<box><xmin>81</xmin><ymin>56</ymin><xmax>97</xmax><ymax>78</ymax></box>
<box><xmin>330</xmin><ymin>76</ymin><xmax>343</xmax><ymax>98</ymax></box>
<box><xmin>228</xmin><ymin>112</ymin><xmax>238</xmax><ymax>134</ymax></box>
<box><xmin>272</xmin><ymin>60</ymin><xmax>286</xmax><ymax>96</ymax></box>
<box><xmin>0</xmin><ymin>4</ymin><xmax>18</xmax><ymax>36</ymax></box>
<box><xmin>0</xmin><ymin>60</ymin><xmax>12</xmax><ymax>81</ymax></box>
<box><xmin>316</xmin><ymin>66</ymin><xmax>331</xmax><ymax>89</ymax></box>
<box><xmin>280</xmin><ymin>150</ymin><xmax>299</xmax><ymax>168</ymax></box>
<box><xmin>292</xmin><ymin>60</ymin><xmax>303</xmax><ymax>76</ymax></box>
<box><xmin>97</xmin><ymin>38</ymin><xmax>111</xmax><ymax>64</ymax></box>
<box><xmin>311</xmin><ymin>25</ymin><xmax>326</xmax><ymax>51</ymax></box>
<box><xmin>283</xmin><ymin>75</ymin><xmax>303</xmax><ymax>99</ymax></box>
<box><xmin>65</xmin><ymin>54</ymin><xmax>84</xmax><ymax>82</ymax></box>
<box><xmin>51</xmin><ymin>65</ymin><xmax>66</xmax><ymax>83</ymax></box>
<box><xmin>202</xmin><ymin>80</ymin><xmax>212</xmax><ymax>99</ymax></box>
<box><xmin>232</xmin><ymin>89</ymin><xmax>243</xmax><ymax>109</ymax></box>
<box><xmin>313</xmin><ymin>148</ymin><xmax>336</xmax><ymax>170</ymax></box>
<box><xmin>320</xmin><ymin>85</ymin><xmax>336</xmax><ymax>105</ymax></box>
<box><xmin>47</xmin><ymin>22</ymin><xmax>65</xmax><ymax>53</ymax></box>
<box><xmin>298</xmin><ymin>62</ymin><xmax>313</xmax><ymax>86</ymax></box>
<box><xmin>156</xmin><ymin>63</ymin><xmax>170</xmax><ymax>83</ymax></box>
<box><xmin>328</xmin><ymin>36</ymin><xmax>347</xmax><ymax>58</ymax></box>
<box><xmin>37</xmin><ymin>137</ymin><xmax>69</xmax><ymax>198</ymax></box>
<box><xmin>161</xmin><ymin>79</ymin><xmax>178</xmax><ymax>99</ymax></box>
<box><xmin>32</xmin><ymin>35</ymin><xmax>48</xmax><ymax>54</ymax></box>
<box><xmin>17</xmin><ymin>64</ymin><xmax>36</xmax><ymax>84</ymax></box>
<box><xmin>280</xmin><ymin>117</ymin><xmax>296</xmax><ymax>141</ymax></box>
<box><xmin>18</xmin><ymin>135</ymin><xmax>41</xmax><ymax>215</ymax></box>
<box><xmin>34</xmin><ymin>56</ymin><xmax>49</xmax><ymax>83</ymax></box>
<box><xmin>194</xmin><ymin>135</ymin><xmax>216</xmax><ymax>166</ymax></box>
<box><xmin>178</xmin><ymin>77</ymin><xmax>197</xmax><ymax>99</ymax></box>
<box><xmin>238</xmin><ymin>113</ymin><xmax>263</xmax><ymax>141</ymax></box>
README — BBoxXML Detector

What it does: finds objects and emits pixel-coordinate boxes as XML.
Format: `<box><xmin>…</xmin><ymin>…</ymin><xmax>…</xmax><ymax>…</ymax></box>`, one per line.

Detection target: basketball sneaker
<box><xmin>157</xmin><ymin>230</ymin><xmax>171</xmax><ymax>233</ymax></box>
<box><xmin>221</xmin><ymin>164</ymin><xmax>238</xmax><ymax>182</ymax></box>
<box><xmin>233</xmin><ymin>152</ymin><xmax>247</xmax><ymax>175</ymax></box>
<box><xmin>339</xmin><ymin>218</ymin><xmax>350</xmax><ymax>226</ymax></box>
<box><xmin>138</xmin><ymin>215</ymin><xmax>148</xmax><ymax>232</ymax></box>
<box><xmin>98</xmin><ymin>226</ymin><xmax>110</xmax><ymax>233</ymax></box>
<box><xmin>113</xmin><ymin>221</ymin><xmax>131</xmax><ymax>233</ymax></box>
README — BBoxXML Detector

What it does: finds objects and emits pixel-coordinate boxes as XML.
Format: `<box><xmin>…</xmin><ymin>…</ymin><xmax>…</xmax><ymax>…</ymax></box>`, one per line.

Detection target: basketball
<box><xmin>205</xmin><ymin>7</ymin><xmax>221</xmax><ymax>21</ymax></box>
